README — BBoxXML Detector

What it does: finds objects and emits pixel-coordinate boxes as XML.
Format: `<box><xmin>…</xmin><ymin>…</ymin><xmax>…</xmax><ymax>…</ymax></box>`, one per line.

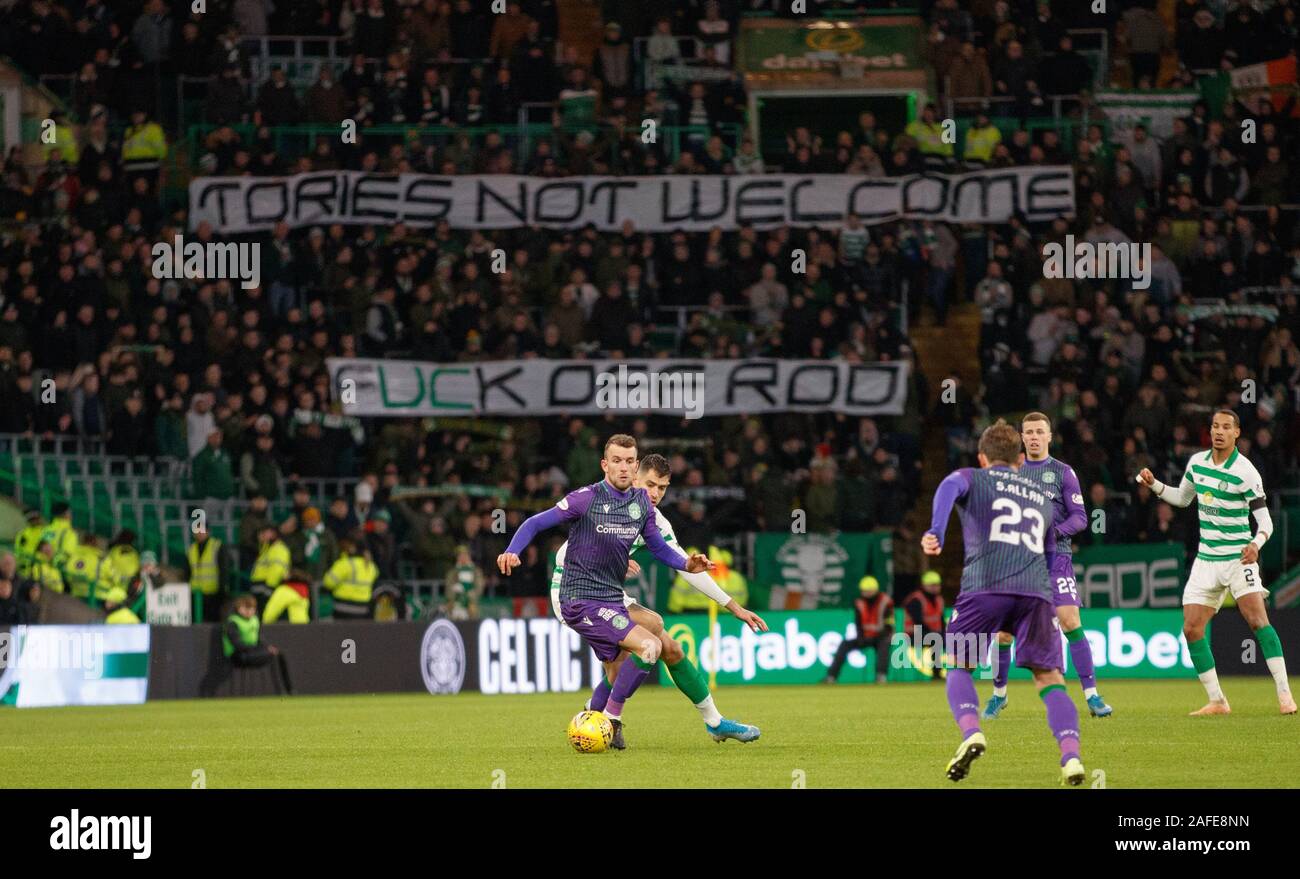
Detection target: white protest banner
<box><xmin>327</xmin><ymin>357</ymin><xmax>909</xmax><ymax>417</ymax></box>
<box><xmin>190</xmin><ymin>168</ymin><xmax>1074</xmax><ymax>233</ymax></box>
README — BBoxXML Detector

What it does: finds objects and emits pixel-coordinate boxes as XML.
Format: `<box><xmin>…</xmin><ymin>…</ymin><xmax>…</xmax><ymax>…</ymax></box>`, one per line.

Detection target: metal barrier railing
<box><xmin>241</xmin><ymin>35</ymin><xmax>348</xmax><ymax>87</ymax></box>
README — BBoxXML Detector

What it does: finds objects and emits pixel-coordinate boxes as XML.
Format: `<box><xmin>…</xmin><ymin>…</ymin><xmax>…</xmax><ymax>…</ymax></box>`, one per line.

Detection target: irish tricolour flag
<box><xmin>1229</xmin><ymin>56</ymin><xmax>1298</xmax><ymax>114</ymax></box>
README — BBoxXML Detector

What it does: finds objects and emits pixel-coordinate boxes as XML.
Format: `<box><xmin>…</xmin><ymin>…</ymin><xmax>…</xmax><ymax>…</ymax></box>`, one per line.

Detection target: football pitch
<box><xmin>3</xmin><ymin>679</ymin><xmax>1296</xmax><ymax>789</ymax></box>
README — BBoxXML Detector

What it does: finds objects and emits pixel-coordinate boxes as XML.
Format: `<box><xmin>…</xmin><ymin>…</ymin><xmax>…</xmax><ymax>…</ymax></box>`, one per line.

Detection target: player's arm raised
<box><xmin>1136</xmin><ymin>466</ymin><xmax>1195</xmax><ymax>507</ymax></box>
<box><xmin>922</xmin><ymin>469</ymin><xmax>970</xmax><ymax>556</ymax></box>
<box><xmin>497</xmin><ymin>488</ymin><xmax>591</xmax><ymax>575</ymax></box>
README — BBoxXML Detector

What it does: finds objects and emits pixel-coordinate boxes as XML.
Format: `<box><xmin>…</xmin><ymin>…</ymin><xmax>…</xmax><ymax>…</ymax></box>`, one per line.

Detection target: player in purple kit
<box><xmin>497</xmin><ymin>434</ymin><xmax>714</xmax><ymax>750</ymax></box>
<box><xmin>983</xmin><ymin>412</ymin><xmax>1113</xmax><ymax>719</ymax></box>
<box><xmin>923</xmin><ymin>420</ymin><xmax>1086</xmax><ymax>786</ymax></box>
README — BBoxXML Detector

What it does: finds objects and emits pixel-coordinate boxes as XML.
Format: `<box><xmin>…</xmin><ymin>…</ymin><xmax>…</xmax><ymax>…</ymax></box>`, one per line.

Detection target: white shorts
<box><xmin>550</xmin><ymin>586</ymin><xmax>635</xmax><ymax>626</ymax></box>
<box><xmin>1182</xmin><ymin>557</ymin><xmax>1268</xmax><ymax>610</ymax></box>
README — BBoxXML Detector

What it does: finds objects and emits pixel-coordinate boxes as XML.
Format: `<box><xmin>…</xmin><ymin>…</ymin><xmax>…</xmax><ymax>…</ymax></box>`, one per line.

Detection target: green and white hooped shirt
<box><xmin>1178</xmin><ymin>447</ymin><xmax>1265</xmax><ymax>562</ymax></box>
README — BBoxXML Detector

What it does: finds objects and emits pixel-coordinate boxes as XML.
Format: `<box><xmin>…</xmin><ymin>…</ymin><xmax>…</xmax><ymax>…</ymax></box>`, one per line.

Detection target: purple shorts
<box><xmin>947</xmin><ymin>591</ymin><xmax>1062</xmax><ymax>672</ymax></box>
<box><xmin>1046</xmin><ymin>553</ymin><xmax>1080</xmax><ymax>609</ymax></box>
<box><xmin>559</xmin><ymin>598</ymin><xmax>634</xmax><ymax>662</ymax></box>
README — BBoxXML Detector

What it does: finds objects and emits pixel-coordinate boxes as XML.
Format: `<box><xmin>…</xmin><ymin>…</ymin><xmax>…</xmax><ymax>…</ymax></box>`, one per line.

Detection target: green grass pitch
<box><xmin>2</xmin><ymin>678</ymin><xmax>1296</xmax><ymax>788</ymax></box>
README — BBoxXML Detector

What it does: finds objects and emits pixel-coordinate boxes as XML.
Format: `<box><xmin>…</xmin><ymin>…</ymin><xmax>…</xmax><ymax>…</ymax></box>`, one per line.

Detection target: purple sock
<box><xmin>604</xmin><ymin>657</ymin><xmax>650</xmax><ymax>719</ymax></box>
<box><xmin>992</xmin><ymin>643</ymin><xmax>1012</xmax><ymax>689</ymax></box>
<box><xmin>1068</xmin><ymin>634</ymin><xmax>1097</xmax><ymax>691</ymax></box>
<box><xmin>587</xmin><ymin>675</ymin><xmax>613</xmax><ymax>712</ymax></box>
<box><xmin>946</xmin><ymin>668</ymin><xmax>982</xmax><ymax>740</ymax></box>
<box><xmin>1041</xmin><ymin>685</ymin><xmax>1081</xmax><ymax>765</ymax></box>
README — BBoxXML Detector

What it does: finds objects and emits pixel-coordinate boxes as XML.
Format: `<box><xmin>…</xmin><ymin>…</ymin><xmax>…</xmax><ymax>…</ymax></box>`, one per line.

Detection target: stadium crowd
<box><xmin>0</xmin><ymin>0</ymin><xmax>1296</xmax><ymax>615</ymax></box>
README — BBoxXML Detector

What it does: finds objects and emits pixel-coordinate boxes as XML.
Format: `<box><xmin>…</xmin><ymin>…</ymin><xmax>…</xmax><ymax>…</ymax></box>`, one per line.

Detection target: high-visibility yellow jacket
<box><xmin>109</xmin><ymin>545</ymin><xmax>140</xmax><ymax>584</ymax></box>
<box><xmin>64</xmin><ymin>545</ymin><xmax>119</xmax><ymax>602</ymax></box>
<box><xmin>251</xmin><ymin>539</ymin><xmax>291</xmax><ymax>588</ymax></box>
<box><xmin>14</xmin><ymin>523</ymin><xmax>45</xmax><ymax>575</ymax></box>
<box><xmin>41</xmin><ymin>519</ymin><xmax>78</xmax><ymax>567</ymax></box>
<box><xmin>905</xmin><ymin>120</ymin><xmax>954</xmax><ymax>157</ymax></box>
<box><xmin>963</xmin><ymin>124</ymin><xmax>1002</xmax><ymax>164</ymax></box>
<box><xmin>323</xmin><ymin>553</ymin><xmax>378</xmax><ymax>605</ymax></box>
<box><xmin>187</xmin><ymin>538</ymin><xmax>222</xmax><ymax>595</ymax></box>
<box><xmin>667</xmin><ymin>564</ymin><xmax>748</xmax><ymax>613</ymax></box>
<box><xmin>30</xmin><ymin>558</ymin><xmax>64</xmax><ymax>593</ymax></box>
<box><xmin>44</xmin><ymin>124</ymin><xmax>79</xmax><ymax>163</ymax></box>
<box><xmin>122</xmin><ymin>122</ymin><xmax>167</xmax><ymax>163</ymax></box>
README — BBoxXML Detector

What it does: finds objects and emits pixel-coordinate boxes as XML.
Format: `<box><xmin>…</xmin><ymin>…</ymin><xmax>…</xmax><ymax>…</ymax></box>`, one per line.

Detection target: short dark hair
<box><xmin>1213</xmin><ymin>408</ymin><xmax>1240</xmax><ymax>429</ymax></box>
<box><xmin>979</xmin><ymin>419</ymin><xmax>1022</xmax><ymax>465</ymax></box>
<box><xmin>638</xmin><ymin>453</ymin><xmax>671</xmax><ymax>478</ymax></box>
<box><xmin>603</xmin><ymin>434</ymin><xmax>637</xmax><ymax>456</ymax></box>
<box><xmin>1022</xmin><ymin>411</ymin><xmax>1052</xmax><ymax>429</ymax></box>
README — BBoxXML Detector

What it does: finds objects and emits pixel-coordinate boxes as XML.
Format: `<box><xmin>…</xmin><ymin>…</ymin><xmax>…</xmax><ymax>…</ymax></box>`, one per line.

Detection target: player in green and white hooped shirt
<box><xmin>1138</xmin><ymin>409</ymin><xmax>1296</xmax><ymax>716</ymax></box>
<box><xmin>551</xmin><ymin>453</ymin><xmax>768</xmax><ymax>743</ymax></box>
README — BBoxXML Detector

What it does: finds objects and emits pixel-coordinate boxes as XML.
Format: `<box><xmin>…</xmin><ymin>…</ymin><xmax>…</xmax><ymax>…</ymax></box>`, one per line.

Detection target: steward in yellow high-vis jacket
<box><xmin>42</xmin><ymin>111</ymin><xmax>79</xmax><ymax>164</ymax></box>
<box><xmin>186</xmin><ymin>522</ymin><xmax>229</xmax><ymax>623</ymax></box>
<box><xmin>904</xmin><ymin>103</ymin><xmax>954</xmax><ymax>163</ymax></box>
<box><xmin>263</xmin><ymin>568</ymin><xmax>311</xmax><ymax>624</ymax></box>
<box><xmin>41</xmin><ymin>503</ymin><xmax>78</xmax><ymax>569</ymax></box>
<box><xmin>103</xmin><ymin>581</ymin><xmax>141</xmax><ymax>624</ymax></box>
<box><xmin>122</xmin><ymin>108</ymin><xmax>167</xmax><ymax>180</ymax></box>
<box><xmin>15</xmin><ymin>510</ymin><xmax>45</xmax><ymax>576</ymax></box>
<box><xmin>64</xmin><ymin>533</ymin><xmax>120</xmax><ymax>605</ymax></box>
<box><xmin>108</xmin><ymin>530</ymin><xmax>141</xmax><ymax>585</ymax></box>
<box><xmin>250</xmin><ymin>523</ymin><xmax>291</xmax><ymax>610</ymax></box>
<box><xmin>962</xmin><ymin>112</ymin><xmax>1002</xmax><ymax>165</ymax></box>
<box><xmin>224</xmin><ymin>595</ymin><xmax>294</xmax><ymax>693</ymax></box>
<box><xmin>323</xmin><ymin>536</ymin><xmax>379</xmax><ymax>620</ymax></box>
<box><xmin>30</xmin><ymin>541</ymin><xmax>65</xmax><ymax>594</ymax></box>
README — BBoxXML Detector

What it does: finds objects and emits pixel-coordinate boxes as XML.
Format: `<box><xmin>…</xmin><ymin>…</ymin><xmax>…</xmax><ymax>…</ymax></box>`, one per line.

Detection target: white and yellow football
<box><xmin>567</xmin><ymin>710</ymin><xmax>614</xmax><ymax>753</ymax></box>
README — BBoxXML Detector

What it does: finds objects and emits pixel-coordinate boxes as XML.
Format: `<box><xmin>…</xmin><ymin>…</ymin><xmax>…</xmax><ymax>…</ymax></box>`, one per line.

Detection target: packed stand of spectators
<box><xmin>2</xmin><ymin>0</ymin><xmax>1298</xmax><ymax>600</ymax></box>
<box><xmin>935</xmin><ymin>0</ymin><xmax>1300</xmax><ymax>566</ymax></box>
<box><xmin>0</xmin><ymin>1</ymin><xmax>942</xmax><ymax>605</ymax></box>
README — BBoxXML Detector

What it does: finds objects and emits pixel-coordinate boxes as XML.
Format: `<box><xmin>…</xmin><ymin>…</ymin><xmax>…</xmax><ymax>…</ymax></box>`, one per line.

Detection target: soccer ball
<box><xmin>567</xmin><ymin>710</ymin><xmax>614</xmax><ymax>753</ymax></box>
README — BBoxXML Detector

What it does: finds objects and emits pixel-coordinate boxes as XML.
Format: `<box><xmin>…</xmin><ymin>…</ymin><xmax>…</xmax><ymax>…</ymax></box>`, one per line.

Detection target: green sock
<box><xmin>1064</xmin><ymin>627</ymin><xmax>1084</xmax><ymax>643</ymax></box>
<box><xmin>1256</xmin><ymin>625</ymin><xmax>1284</xmax><ymax>660</ymax></box>
<box><xmin>631</xmin><ymin>655</ymin><xmax>655</xmax><ymax>672</ymax></box>
<box><xmin>663</xmin><ymin>655</ymin><xmax>711</xmax><ymax>705</ymax></box>
<box><xmin>1187</xmin><ymin>635</ymin><xmax>1216</xmax><ymax>675</ymax></box>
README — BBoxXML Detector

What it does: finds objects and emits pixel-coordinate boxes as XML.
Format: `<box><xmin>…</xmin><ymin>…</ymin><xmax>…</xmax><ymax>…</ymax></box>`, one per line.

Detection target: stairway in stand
<box><xmin>904</xmin><ymin>301</ymin><xmax>982</xmax><ymax>592</ymax></box>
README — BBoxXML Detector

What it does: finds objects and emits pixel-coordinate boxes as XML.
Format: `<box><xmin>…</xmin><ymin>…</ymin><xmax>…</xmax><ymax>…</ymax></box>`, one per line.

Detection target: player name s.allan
<box><xmin>994</xmin><ymin>479</ymin><xmax>1046</xmax><ymax>505</ymax></box>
